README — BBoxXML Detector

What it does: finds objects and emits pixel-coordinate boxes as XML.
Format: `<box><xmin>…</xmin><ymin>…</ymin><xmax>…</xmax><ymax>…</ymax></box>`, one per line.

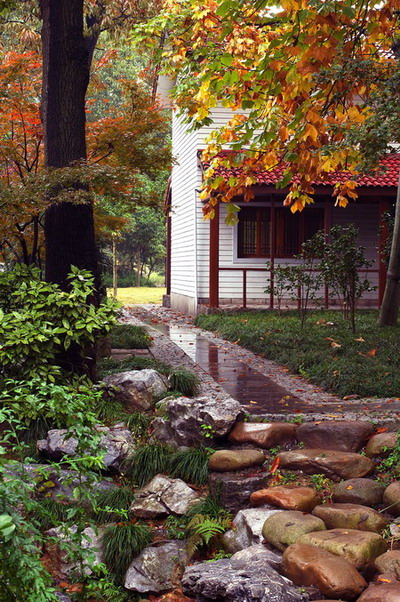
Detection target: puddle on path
<box><xmin>147</xmin><ymin>321</ymin><xmax>334</xmax><ymax>415</ymax></box>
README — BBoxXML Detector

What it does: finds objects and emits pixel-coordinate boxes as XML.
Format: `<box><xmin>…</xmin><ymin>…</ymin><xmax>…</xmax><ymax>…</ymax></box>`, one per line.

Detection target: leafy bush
<box><xmin>110</xmin><ymin>323</ymin><xmax>151</xmax><ymax>350</ymax></box>
<box><xmin>102</xmin><ymin>522</ymin><xmax>152</xmax><ymax>582</ymax></box>
<box><xmin>0</xmin><ymin>265</ymin><xmax>118</xmax><ymax>381</ymax></box>
<box><xmin>29</xmin><ymin>498</ymin><xmax>73</xmax><ymax>531</ymax></box>
<box><xmin>168</xmin><ymin>368</ymin><xmax>200</xmax><ymax>396</ymax></box>
<box><xmin>0</xmin><ymin>379</ymin><xmax>104</xmax><ymax>440</ymax></box>
<box><xmin>169</xmin><ymin>447</ymin><xmax>213</xmax><ymax>485</ymax></box>
<box><xmin>124</xmin><ymin>443</ymin><xmax>173</xmax><ymax>487</ymax></box>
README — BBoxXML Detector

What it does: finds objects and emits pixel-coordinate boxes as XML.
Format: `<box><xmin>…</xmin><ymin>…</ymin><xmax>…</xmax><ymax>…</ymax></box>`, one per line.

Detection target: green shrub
<box><xmin>0</xmin><ymin>265</ymin><xmax>118</xmax><ymax>381</ymax></box>
<box><xmin>0</xmin><ymin>379</ymin><xmax>104</xmax><ymax>440</ymax></box>
<box><xmin>124</xmin><ymin>443</ymin><xmax>173</xmax><ymax>487</ymax></box>
<box><xmin>169</xmin><ymin>447</ymin><xmax>213</xmax><ymax>485</ymax></box>
<box><xmin>110</xmin><ymin>324</ymin><xmax>151</xmax><ymax>350</ymax></box>
<box><xmin>29</xmin><ymin>498</ymin><xmax>73</xmax><ymax>531</ymax></box>
<box><xmin>92</xmin><ymin>487</ymin><xmax>134</xmax><ymax>524</ymax></box>
<box><xmin>168</xmin><ymin>368</ymin><xmax>200</xmax><ymax>396</ymax></box>
<box><xmin>97</xmin><ymin>355</ymin><xmax>169</xmax><ymax>379</ymax></box>
<box><xmin>102</xmin><ymin>522</ymin><xmax>152</xmax><ymax>582</ymax></box>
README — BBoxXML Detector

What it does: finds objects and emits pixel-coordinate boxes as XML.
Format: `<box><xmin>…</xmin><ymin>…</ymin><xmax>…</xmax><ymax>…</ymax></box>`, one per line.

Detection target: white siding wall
<box><xmin>170</xmin><ymin>115</ymin><xmax>198</xmax><ymax>300</ymax></box>
<box><xmin>171</xmin><ymin>105</ymin><xmax>381</xmax><ymax>309</ymax></box>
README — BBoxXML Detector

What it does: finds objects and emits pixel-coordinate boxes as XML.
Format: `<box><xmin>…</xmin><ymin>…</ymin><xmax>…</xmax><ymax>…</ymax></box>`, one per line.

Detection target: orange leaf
<box><xmin>270</xmin><ymin>457</ymin><xmax>280</xmax><ymax>474</ymax></box>
<box><xmin>366</xmin><ymin>348</ymin><xmax>378</xmax><ymax>356</ymax></box>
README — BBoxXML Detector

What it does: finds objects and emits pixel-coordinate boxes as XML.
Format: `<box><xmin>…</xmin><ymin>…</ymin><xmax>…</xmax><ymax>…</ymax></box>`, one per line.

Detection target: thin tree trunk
<box><xmin>136</xmin><ymin>252</ymin><xmax>141</xmax><ymax>287</ymax></box>
<box><xmin>40</xmin><ymin>0</ymin><xmax>99</xmax><ymax>290</ymax></box>
<box><xmin>379</xmin><ymin>173</ymin><xmax>400</xmax><ymax>326</ymax></box>
<box><xmin>112</xmin><ymin>236</ymin><xmax>118</xmax><ymax>298</ymax></box>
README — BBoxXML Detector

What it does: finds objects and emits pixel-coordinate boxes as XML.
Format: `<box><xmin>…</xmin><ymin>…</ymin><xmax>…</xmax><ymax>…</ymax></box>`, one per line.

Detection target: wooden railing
<box><xmin>218</xmin><ymin>266</ymin><xmax>380</xmax><ymax>309</ymax></box>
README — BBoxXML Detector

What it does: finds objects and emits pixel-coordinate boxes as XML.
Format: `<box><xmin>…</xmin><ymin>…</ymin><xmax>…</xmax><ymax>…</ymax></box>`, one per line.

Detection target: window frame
<box><xmin>233</xmin><ymin>201</ymin><xmax>324</xmax><ymax>263</ymax></box>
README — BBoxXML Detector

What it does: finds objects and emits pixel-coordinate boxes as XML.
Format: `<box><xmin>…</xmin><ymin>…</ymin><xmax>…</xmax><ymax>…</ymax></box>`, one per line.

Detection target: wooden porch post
<box><xmin>165</xmin><ymin>210</ymin><xmax>171</xmax><ymax>295</ymax></box>
<box><xmin>209</xmin><ymin>202</ymin><xmax>220</xmax><ymax>308</ymax></box>
<box><xmin>379</xmin><ymin>198</ymin><xmax>391</xmax><ymax>306</ymax></box>
<box><xmin>324</xmin><ymin>197</ymin><xmax>332</xmax><ymax>308</ymax></box>
<box><xmin>270</xmin><ymin>196</ymin><xmax>275</xmax><ymax>309</ymax></box>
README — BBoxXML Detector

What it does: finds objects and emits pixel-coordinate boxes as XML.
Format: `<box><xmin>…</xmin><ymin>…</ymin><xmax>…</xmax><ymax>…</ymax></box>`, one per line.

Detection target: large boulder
<box><xmin>228</xmin><ymin>422</ymin><xmax>297</xmax><ymax>449</ymax></box>
<box><xmin>208</xmin><ymin>468</ymin><xmax>268</xmax><ymax>513</ymax></box>
<box><xmin>222</xmin><ymin>507</ymin><xmax>280</xmax><ymax>553</ymax></box>
<box><xmin>182</xmin><ymin>547</ymin><xmax>310</xmax><ymax>602</ymax></box>
<box><xmin>102</xmin><ymin>369</ymin><xmax>168</xmax><ymax>411</ymax></box>
<box><xmin>130</xmin><ymin>474</ymin><xmax>200</xmax><ymax>518</ymax></box>
<box><xmin>374</xmin><ymin>550</ymin><xmax>400</xmax><ymax>578</ymax></box>
<box><xmin>312</xmin><ymin>503</ymin><xmax>388</xmax><ymax>533</ymax></box>
<box><xmin>45</xmin><ymin>525</ymin><xmax>105</xmax><ymax>577</ymax></box>
<box><xmin>124</xmin><ymin>540</ymin><xmax>187</xmax><ymax>593</ymax></box>
<box><xmin>208</xmin><ymin>450</ymin><xmax>265</xmax><ymax>472</ymax></box>
<box><xmin>37</xmin><ymin>425</ymin><xmax>134</xmax><ymax>472</ymax></box>
<box><xmin>332</xmin><ymin>478</ymin><xmax>384</xmax><ymax>507</ymax></box>
<box><xmin>296</xmin><ymin>420</ymin><xmax>374</xmax><ymax>452</ymax></box>
<box><xmin>365</xmin><ymin>432</ymin><xmax>398</xmax><ymax>458</ymax></box>
<box><xmin>277</xmin><ymin>449</ymin><xmax>374</xmax><ymax>480</ymax></box>
<box><xmin>282</xmin><ymin>543</ymin><xmax>367</xmax><ymax>600</ymax></box>
<box><xmin>358</xmin><ymin>583</ymin><xmax>400</xmax><ymax>601</ymax></box>
<box><xmin>154</xmin><ymin>395</ymin><xmax>243</xmax><ymax>446</ymax></box>
<box><xmin>383</xmin><ymin>482</ymin><xmax>400</xmax><ymax>516</ymax></box>
<box><xmin>298</xmin><ymin>528</ymin><xmax>387</xmax><ymax>570</ymax></box>
<box><xmin>262</xmin><ymin>511</ymin><xmax>326</xmax><ymax>551</ymax></box>
<box><xmin>251</xmin><ymin>486</ymin><xmax>321</xmax><ymax>512</ymax></box>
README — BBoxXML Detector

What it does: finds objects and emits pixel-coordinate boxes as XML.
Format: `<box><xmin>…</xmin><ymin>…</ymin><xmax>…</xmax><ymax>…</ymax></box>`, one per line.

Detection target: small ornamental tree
<box><xmin>321</xmin><ymin>225</ymin><xmax>374</xmax><ymax>332</ymax></box>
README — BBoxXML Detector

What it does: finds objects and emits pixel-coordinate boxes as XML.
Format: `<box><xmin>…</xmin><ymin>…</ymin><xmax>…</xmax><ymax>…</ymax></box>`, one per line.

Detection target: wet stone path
<box><xmin>122</xmin><ymin>305</ymin><xmax>400</xmax><ymax>420</ymax></box>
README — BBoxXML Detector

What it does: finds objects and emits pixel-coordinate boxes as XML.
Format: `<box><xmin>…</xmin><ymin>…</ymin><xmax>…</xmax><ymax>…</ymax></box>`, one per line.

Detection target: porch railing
<box><xmin>218</xmin><ymin>266</ymin><xmax>380</xmax><ymax>309</ymax></box>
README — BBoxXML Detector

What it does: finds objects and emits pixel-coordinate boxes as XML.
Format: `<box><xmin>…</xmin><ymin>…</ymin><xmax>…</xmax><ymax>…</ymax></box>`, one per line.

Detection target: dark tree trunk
<box><xmin>379</xmin><ymin>173</ymin><xmax>400</xmax><ymax>326</ymax></box>
<box><xmin>40</xmin><ymin>0</ymin><xmax>99</xmax><ymax>290</ymax></box>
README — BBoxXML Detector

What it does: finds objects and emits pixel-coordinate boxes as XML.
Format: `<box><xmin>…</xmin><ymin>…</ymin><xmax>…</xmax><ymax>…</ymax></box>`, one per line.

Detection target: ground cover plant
<box><xmin>196</xmin><ymin>310</ymin><xmax>400</xmax><ymax>398</ymax></box>
<box><xmin>110</xmin><ymin>324</ymin><xmax>151</xmax><ymax>350</ymax></box>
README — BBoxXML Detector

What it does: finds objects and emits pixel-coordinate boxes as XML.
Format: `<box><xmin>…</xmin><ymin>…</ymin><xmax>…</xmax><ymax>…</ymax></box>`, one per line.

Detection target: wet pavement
<box><xmin>147</xmin><ymin>321</ymin><xmax>342</xmax><ymax>415</ymax></box>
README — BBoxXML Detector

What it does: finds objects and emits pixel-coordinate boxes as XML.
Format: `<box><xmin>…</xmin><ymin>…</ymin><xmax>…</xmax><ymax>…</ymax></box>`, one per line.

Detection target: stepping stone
<box><xmin>358</xmin><ymin>583</ymin><xmax>400</xmax><ymax>601</ymax></box>
<box><xmin>333</xmin><ymin>478</ymin><xmax>384</xmax><ymax>507</ymax></box>
<box><xmin>296</xmin><ymin>420</ymin><xmax>374</xmax><ymax>452</ymax></box>
<box><xmin>222</xmin><ymin>507</ymin><xmax>280</xmax><ymax>552</ymax></box>
<box><xmin>383</xmin><ymin>482</ymin><xmax>400</xmax><ymax>516</ymax></box>
<box><xmin>262</xmin><ymin>510</ymin><xmax>326</xmax><ymax>551</ymax></box>
<box><xmin>375</xmin><ymin>550</ymin><xmax>400</xmax><ymax>579</ymax></box>
<box><xmin>250</xmin><ymin>485</ymin><xmax>321</xmax><ymax>512</ymax></box>
<box><xmin>130</xmin><ymin>475</ymin><xmax>200</xmax><ymax>518</ymax></box>
<box><xmin>312</xmin><ymin>503</ymin><xmax>389</xmax><ymax>533</ymax></box>
<box><xmin>208</xmin><ymin>468</ymin><xmax>268</xmax><ymax>513</ymax></box>
<box><xmin>366</xmin><ymin>432</ymin><xmax>398</xmax><ymax>458</ymax></box>
<box><xmin>298</xmin><ymin>528</ymin><xmax>387</xmax><ymax>569</ymax></box>
<box><xmin>228</xmin><ymin>421</ymin><xmax>297</xmax><ymax>449</ymax></box>
<box><xmin>277</xmin><ymin>449</ymin><xmax>374</xmax><ymax>479</ymax></box>
<box><xmin>208</xmin><ymin>449</ymin><xmax>265</xmax><ymax>472</ymax></box>
<box><xmin>282</xmin><ymin>543</ymin><xmax>367</xmax><ymax>600</ymax></box>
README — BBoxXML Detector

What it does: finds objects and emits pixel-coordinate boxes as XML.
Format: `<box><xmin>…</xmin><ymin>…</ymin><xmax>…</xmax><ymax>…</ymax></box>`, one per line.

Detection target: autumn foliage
<box><xmin>0</xmin><ymin>48</ymin><xmax>170</xmax><ymax>265</ymax></box>
<box><xmin>141</xmin><ymin>0</ymin><xmax>400</xmax><ymax>219</ymax></box>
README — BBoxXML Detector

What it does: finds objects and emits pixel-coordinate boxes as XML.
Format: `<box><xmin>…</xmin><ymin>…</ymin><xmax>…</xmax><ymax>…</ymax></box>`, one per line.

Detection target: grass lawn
<box><xmin>196</xmin><ymin>310</ymin><xmax>400</xmax><ymax>398</ymax></box>
<box><xmin>107</xmin><ymin>286</ymin><xmax>166</xmax><ymax>305</ymax></box>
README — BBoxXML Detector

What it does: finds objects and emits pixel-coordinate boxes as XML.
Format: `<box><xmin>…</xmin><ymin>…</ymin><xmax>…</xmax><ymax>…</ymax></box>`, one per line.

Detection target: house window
<box><xmin>237</xmin><ymin>205</ymin><xmax>324</xmax><ymax>258</ymax></box>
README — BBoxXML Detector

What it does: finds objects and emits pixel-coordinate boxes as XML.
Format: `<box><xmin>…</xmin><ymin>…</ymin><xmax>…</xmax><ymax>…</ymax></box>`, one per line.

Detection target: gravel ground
<box><xmin>121</xmin><ymin>304</ymin><xmax>400</xmax><ymax>424</ymax></box>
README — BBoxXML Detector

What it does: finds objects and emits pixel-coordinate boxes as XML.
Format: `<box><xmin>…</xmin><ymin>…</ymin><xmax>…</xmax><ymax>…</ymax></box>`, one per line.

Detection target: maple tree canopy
<box><xmin>139</xmin><ymin>0</ymin><xmax>400</xmax><ymax>221</ymax></box>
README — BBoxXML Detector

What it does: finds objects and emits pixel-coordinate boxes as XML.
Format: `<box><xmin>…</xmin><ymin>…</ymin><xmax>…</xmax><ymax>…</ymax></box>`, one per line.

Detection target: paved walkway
<box><xmin>122</xmin><ymin>305</ymin><xmax>400</xmax><ymax>422</ymax></box>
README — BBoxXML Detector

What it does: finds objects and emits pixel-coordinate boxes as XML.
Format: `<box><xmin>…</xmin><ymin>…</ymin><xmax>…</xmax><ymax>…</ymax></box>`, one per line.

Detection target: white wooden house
<box><xmin>163</xmin><ymin>105</ymin><xmax>399</xmax><ymax>315</ymax></box>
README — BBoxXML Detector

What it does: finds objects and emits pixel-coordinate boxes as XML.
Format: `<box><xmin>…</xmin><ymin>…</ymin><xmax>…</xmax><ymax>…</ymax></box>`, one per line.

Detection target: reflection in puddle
<box><xmin>148</xmin><ymin>322</ymin><xmax>316</xmax><ymax>414</ymax></box>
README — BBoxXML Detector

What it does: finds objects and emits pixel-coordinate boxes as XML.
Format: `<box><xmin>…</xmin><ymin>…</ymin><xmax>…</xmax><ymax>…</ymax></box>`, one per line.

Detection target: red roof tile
<box><xmin>200</xmin><ymin>152</ymin><xmax>400</xmax><ymax>188</ymax></box>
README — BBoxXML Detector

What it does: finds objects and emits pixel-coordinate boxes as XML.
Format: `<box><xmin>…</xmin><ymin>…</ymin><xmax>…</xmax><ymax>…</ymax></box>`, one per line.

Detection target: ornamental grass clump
<box><xmin>169</xmin><ymin>446</ymin><xmax>214</xmax><ymax>485</ymax></box>
<box><xmin>124</xmin><ymin>443</ymin><xmax>173</xmax><ymax>487</ymax></box>
<box><xmin>102</xmin><ymin>522</ymin><xmax>152</xmax><ymax>583</ymax></box>
<box><xmin>110</xmin><ymin>324</ymin><xmax>151</xmax><ymax>350</ymax></box>
<box><xmin>168</xmin><ymin>367</ymin><xmax>200</xmax><ymax>397</ymax></box>
<box><xmin>92</xmin><ymin>486</ymin><xmax>134</xmax><ymax>524</ymax></box>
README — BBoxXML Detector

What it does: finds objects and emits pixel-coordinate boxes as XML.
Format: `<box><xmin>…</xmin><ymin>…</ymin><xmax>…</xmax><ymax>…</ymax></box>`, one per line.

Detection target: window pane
<box><xmin>304</xmin><ymin>208</ymin><xmax>324</xmax><ymax>241</ymax></box>
<box><xmin>238</xmin><ymin>207</ymin><xmax>270</xmax><ymax>257</ymax></box>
